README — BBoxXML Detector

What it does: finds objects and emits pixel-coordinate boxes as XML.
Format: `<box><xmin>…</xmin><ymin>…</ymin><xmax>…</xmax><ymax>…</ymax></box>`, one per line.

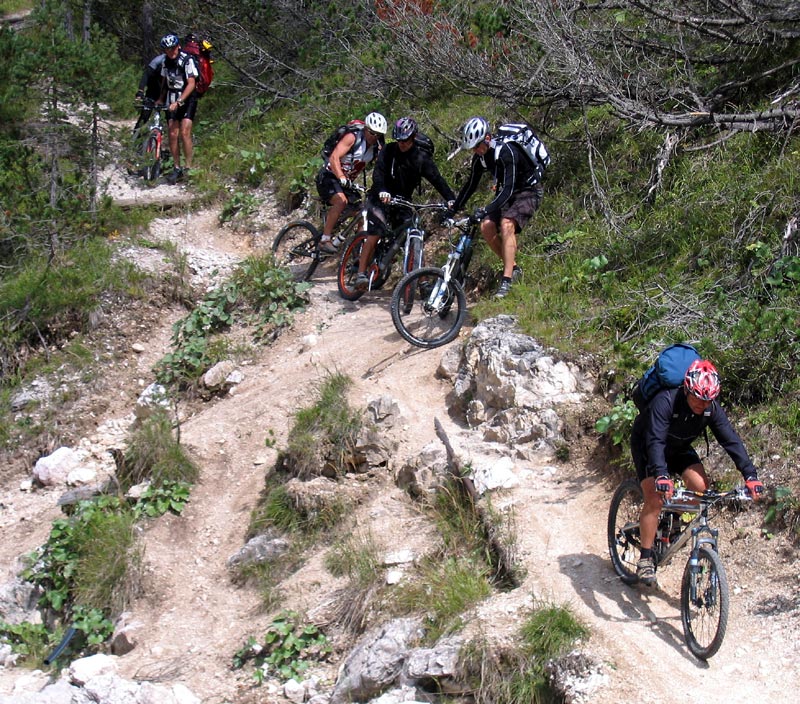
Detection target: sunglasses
<box><xmin>366</xmin><ymin>128</ymin><xmax>379</xmax><ymax>137</ymax></box>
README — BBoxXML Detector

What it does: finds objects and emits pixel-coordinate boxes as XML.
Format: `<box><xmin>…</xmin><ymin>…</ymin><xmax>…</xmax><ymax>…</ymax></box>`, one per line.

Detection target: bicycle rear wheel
<box><xmin>390</xmin><ymin>267</ymin><xmax>467</xmax><ymax>349</ymax></box>
<box><xmin>400</xmin><ymin>236</ymin><xmax>423</xmax><ymax>314</ymax></box>
<box><xmin>607</xmin><ymin>478</ymin><xmax>644</xmax><ymax>584</ymax></box>
<box><xmin>681</xmin><ymin>546</ymin><xmax>729</xmax><ymax>660</ymax></box>
<box><xmin>141</xmin><ymin>134</ymin><xmax>161</xmax><ymax>181</ymax></box>
<box><xmin>272</xmin><ymin>221</ymin><xmax>320</xmax><ymax>281</ymax></box>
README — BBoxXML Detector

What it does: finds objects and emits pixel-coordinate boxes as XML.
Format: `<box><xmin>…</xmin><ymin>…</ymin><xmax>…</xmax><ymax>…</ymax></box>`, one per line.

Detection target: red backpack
<box><xmin>183</xmin><ymin>34</ymin><xmax>215</xmax><ymax>96</ymax></box>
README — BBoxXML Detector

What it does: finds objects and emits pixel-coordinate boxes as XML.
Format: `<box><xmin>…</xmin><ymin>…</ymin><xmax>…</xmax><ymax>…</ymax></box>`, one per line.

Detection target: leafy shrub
<box><xmin>134</xmin><ymin>480</ymin><xmax>192</xmax><ymax>518</ymax></box>
<box><xmin>18</xmin><ymin>496</ymin><xmax>139</xmax><ymax>664</ymax></box>
<box><xmin>595</xmin><ymin>399</ymin><xmax>638</xmax><ymax>446</ymax></box>
<box><xmin>0</xmin><ymin>621</ymin><xmax>56</xmax><ymax>665</ymax></box>
<box><xmin>120</xmin><ymin>409</ymin><xmax>199</xmax><ymax>490</ymax></box>
<box><xmin>280</xmin><ymin>371</ymin><xmax>362</xmax><ymax>479</ymax></box>
<box><xmin>155</xmin><ymin>255</ymin><xmax>309</xmax><ymax>385</ymax></box>
<box><xmin>233</xmin><ymin>610</ymin><xmax>332</xmax><ymax>683</ymax></box>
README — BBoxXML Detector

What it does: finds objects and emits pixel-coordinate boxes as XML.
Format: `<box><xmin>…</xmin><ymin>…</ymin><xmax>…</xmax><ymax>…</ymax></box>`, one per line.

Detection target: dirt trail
<box><xmin>1</xmin><ymin>184</ymin><xmax>798</xmax><ymax>703</ymax></box>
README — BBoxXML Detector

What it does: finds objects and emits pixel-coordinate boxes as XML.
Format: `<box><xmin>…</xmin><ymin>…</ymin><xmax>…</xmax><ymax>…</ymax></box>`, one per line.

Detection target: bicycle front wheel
<box><xmin>142</xmin><ymin>135</ymin><xmax>161</xmax><ymax>181</ymax></box>
<box><xmin>400</xmin><ymin>236</ymin><xmax>424</xmax><ymax>314</ymax></box>
<box><xmin>390</xmin><ymin>267</ymin><xmax>467</xmax><ymax>349</ymax></box>
<box><xmin>607</xmin><ymin>478</ymin><xmax>644</xmax><ymax>584</ymax></box>
<box><xmin>272</xmin><ymin>221</ymin><xmax>320</xmax><ymax>281</ymax></box>
<box><xmin>681</xmin><ymin>545</ymin><xmax>729</xmax><ymax>660</ymax></box>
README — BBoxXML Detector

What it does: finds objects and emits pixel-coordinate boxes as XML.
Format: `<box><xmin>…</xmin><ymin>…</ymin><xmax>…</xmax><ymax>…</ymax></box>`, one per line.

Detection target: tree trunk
<box><xmin>82</xmin><ymin>0</ymin><xmax>91</xmax><ymax>43</ymax></box>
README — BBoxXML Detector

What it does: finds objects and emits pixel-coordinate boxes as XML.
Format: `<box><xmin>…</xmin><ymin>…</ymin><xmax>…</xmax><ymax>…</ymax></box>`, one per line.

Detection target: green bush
<box><xmin>233</xmin><ymin>610</ymin><xmax>332</xmax><ymax>683</ymax></box>
<box><xmin>155</xmin><ymin>255</ymin><xmax>309</xmax><ymax>386</ymax></box>
<box><xmin>459</xmin><ymin>601</ymin><xmax>588</xmax><ymax>704</ymax></box>
<box><xmin>397</xmin><ymin>555</ymin><xmax>492</xmax><ymax>642</ymax></box>
<box><xmin>17</xmin><ymin>496</ymin><xmax>139</xmax><ymax>664</ymax></box>
<box><xmin>120</xmin><ymin>409</ymin><xmax>199</xmax><ymax>490</ymax></box>
<box><xmin>281</xmin><ymin>371</ymin><xmax>362</xmax><ymax>479</ymax></box>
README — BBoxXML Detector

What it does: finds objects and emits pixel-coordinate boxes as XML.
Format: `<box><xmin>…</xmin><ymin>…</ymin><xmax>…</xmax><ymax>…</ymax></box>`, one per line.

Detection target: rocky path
<box><xmin>1</xmin><ymin>179</ymin><xmax>798</xmax><ymax>703</ymax></box>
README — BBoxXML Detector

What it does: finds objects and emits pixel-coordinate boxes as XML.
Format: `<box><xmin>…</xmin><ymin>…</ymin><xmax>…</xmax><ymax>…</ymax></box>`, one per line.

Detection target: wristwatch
<box><xmin>177</xmin><ymin>98</ymin><xmax>185</xmax><ymax>107</ymax></box>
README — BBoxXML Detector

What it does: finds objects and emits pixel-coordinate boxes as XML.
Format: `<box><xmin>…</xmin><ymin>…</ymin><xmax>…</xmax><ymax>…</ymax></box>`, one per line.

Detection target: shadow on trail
<box><xmin>558</xmin><ymin>552</ymin><xmax>709</xmax><ymax>667</ymax></box>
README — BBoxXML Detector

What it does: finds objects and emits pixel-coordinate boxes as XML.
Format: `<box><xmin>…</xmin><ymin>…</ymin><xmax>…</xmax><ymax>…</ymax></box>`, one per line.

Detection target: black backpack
<box><xmin>414</xmin><ymin>131</ymin><xmax>435</xmax><ymax>156</ymax></box>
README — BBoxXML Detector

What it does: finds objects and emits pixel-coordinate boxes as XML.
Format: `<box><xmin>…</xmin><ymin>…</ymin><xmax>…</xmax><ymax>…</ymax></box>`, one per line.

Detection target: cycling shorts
<box><xmin>631</xmin><ymin>444</ymin><xmax>702</xmax><ymax>487</ymax></box>
<box><xmin>166</xmin><ymin>94</ymin><xmax>198</xmax><ymax>122</ymax></box>
<box><xmin>486</xmin><ymin>184</ymin><xmax>543</xmax><ymax>233</ymax></box>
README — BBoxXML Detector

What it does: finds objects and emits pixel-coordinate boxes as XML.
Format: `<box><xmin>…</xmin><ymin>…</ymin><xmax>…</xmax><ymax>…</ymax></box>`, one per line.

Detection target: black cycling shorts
<box><xmin>167</xmin><ymin>95</ymin><xmax>198</xmax><ymax>122</ymax></box>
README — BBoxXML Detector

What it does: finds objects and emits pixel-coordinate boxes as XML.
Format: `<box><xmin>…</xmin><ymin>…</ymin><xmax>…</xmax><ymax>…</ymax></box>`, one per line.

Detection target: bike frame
<box><xmin>652</xmin><ymin>487</ymin><xmax>748</xmax><ymax>569</ymax></box>
<box><xmin>424</xmin><ymin>216</ymin><xmax>477</xmax><ymax>310</ymax></box>
<box><xmin>364</xmin><ymin>198</ymin><xmax>446</xmax><ymax>290</ymax></box>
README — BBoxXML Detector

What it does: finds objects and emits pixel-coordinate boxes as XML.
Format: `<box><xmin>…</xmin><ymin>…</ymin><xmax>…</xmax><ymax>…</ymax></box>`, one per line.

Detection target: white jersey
<box><xmin>331</xmin><ymin>130</ymin><xmax>378</xmax><ymax>179</ymax></box>
<box><xmin>161</xmin><ymin>51</ymin><xmax>199</xmax><ymax>103</ymax></box>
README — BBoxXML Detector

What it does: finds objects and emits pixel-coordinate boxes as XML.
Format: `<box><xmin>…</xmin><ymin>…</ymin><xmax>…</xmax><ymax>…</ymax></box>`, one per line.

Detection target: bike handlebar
<box><xmin>388</xmin><ymin>196</ymin><xmax>448</xmax><ymax>211</ymax></box>
<box><xmin>135</xmin><ymin>99</ymin><xmax>167</xmax><ymax>110</ymax></box>
<box><xmin>666</xmin><ymin>486</ymin><xmax>752</xmax><ymax>507</ymax></box>
<box><xmin>441</xmin><ymin>213</ymin><xmax>480</xmax><ymax>230</ymax></box>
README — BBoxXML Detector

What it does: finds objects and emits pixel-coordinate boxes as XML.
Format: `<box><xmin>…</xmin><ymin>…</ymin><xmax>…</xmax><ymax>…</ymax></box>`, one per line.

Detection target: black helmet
<box><xmin>392</xmin><ymin>117</ymin><xmax>418</xmax><ymax>141</ymax></box>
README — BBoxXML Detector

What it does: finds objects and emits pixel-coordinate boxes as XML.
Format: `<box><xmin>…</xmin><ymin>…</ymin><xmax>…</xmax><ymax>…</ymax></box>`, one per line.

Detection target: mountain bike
<box><xmin>337</xmin><ymin>198</ymin><xmax>448</xmax><ymax>301</ymax></box>
<box><xmin>272</xmin><ymin>185</ymin><xmax>366</xmax><ymax>282</ymax></box>
<box><xmin>389</xmin><ymin>212</ymin><xmax>479</xmax><ymax>349</ymax></box>
<box><xmin>608</xmin><ymin>479</ymin><xmax>753</xmax><ymax>660</ymax></box>
<box><xmin>129</xmin><ymin>100</ymin><xmax>168</xmax><ymax>182</ymax></box>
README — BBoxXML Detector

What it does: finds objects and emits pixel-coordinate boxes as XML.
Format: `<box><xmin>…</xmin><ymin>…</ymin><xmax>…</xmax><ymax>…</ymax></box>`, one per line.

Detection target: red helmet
<box><xmin>684</xmin><ymin>359</ymin><xmax>721</xmax><ymax>401</ymax></box>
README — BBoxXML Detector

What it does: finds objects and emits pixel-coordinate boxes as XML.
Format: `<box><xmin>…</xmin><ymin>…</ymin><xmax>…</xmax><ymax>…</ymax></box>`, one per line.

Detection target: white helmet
<box><xmin>461</xmin><ymin>116</ymin><xmax>490</xmax><ymax>149</ymax></box>
<box><xmin>365</xmin><ymin>112</ymin><xmax>388</xmax><ymax>135</ymax></box>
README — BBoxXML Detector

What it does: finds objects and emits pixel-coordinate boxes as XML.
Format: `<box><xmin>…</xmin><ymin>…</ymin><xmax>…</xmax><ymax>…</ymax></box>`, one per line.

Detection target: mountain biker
<box><xmin>317</xmin><ymin>112</ymin><xmax>388</xmax><ymax>255</ymax></box>
<box><xmin>630</xmin><ymin>359</ymin><xmax>764</xmax><ymax>586</ymax></box>
<box><xmin>157</xmin><ymin>33</ymin><xmax>198</xmax><ymax>185</ymax></box>
<box><xmin>450</xmin><ymin>116</ymin><xmax>544</xmax><ymax>299</ymax></box>
<box><xmin>354</xmin><ymin>117</ymin><xmax>456</xmax><ymax>289</ymax></box>
<box><xmin>133</xmin><ymin>52</ymin><xmax>166</xmax><ymax>136</ymax></box>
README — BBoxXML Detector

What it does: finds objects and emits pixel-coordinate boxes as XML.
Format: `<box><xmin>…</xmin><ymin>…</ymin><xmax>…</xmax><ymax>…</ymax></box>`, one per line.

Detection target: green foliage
<box><xmin>0</xmin><ymin>621</ymin><xmax>55</xmax><ymax>665</ymax></box>
<box><xmin>219</xmin><ymin>189</ymin><xmax>261</xmax><ymax>226</ymax></box>
<box><xmin>120</xmin><ymin>409</ymin><xmax>199</xmax><ymax>490</ymax></box>
<box><xmin>232</xmin><ymin>610</ymin><xmax>332</xmax><ymax>683</ymax></box>
<box><xmin>249</xmin><ymin>480</ymin><xmax>349</xmax><ymax>541</ymax></box>
<box><xmin>519</xmin><ymin>602</ymin><xmax>589</xmax><ymax>660</ymax></box>
<box><xmin>21</xmin><ymin>495</ymin><xmax>139</xmax><ymax>659</ymax></box>
<box><xmin>595</xmin><ymin>400</ymin><xmax>638</xmax><ymax>446</ymax></box>
<box><xmin>155</xmin><ymin>255</ymin><xmax>309</xmax><ymax>386</ymax></box>
<box><xmin>281</xmin><ymin>371</ymin><xmax>362</xmax><ymax>479</ymax></box>
<box><xmin>133</xmin><ymin>480</ymin><xmax>192</xmax><ymax>518</ymax></box>
<box><xmin>398</xmin><ymin>556</ymin><xmax>492</xmax><ymax>641</ymax></box>
<box><xmin>459</xmin><ymin>601</ymin><xmax>588</xmax><ymax>703</ymax></box>
<box><xmin>429</xmin><ymin>479</ymin><xmax>488</xmax><ymax>556</ymax></box>
<box><xmin>764</xmin><ymin>486</ymin><xmax>800</xmax><ymax>537</ymax></box>
<box><xmin>71</xmin><ymin>605</ymin><xmax>114</xmax><ymax>646</ymax></box>
<box><xmin>0</xmin><ymin>240</ymin><xmax>144</xmax><ymax>380</ymax></box>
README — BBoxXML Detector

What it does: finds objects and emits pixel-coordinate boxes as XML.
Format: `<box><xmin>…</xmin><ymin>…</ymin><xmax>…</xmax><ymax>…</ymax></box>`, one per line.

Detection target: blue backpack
<box><xmin>631</xmin><ymin>343</ymin><xmax>701</xmax><ymax>411</ymax></box>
